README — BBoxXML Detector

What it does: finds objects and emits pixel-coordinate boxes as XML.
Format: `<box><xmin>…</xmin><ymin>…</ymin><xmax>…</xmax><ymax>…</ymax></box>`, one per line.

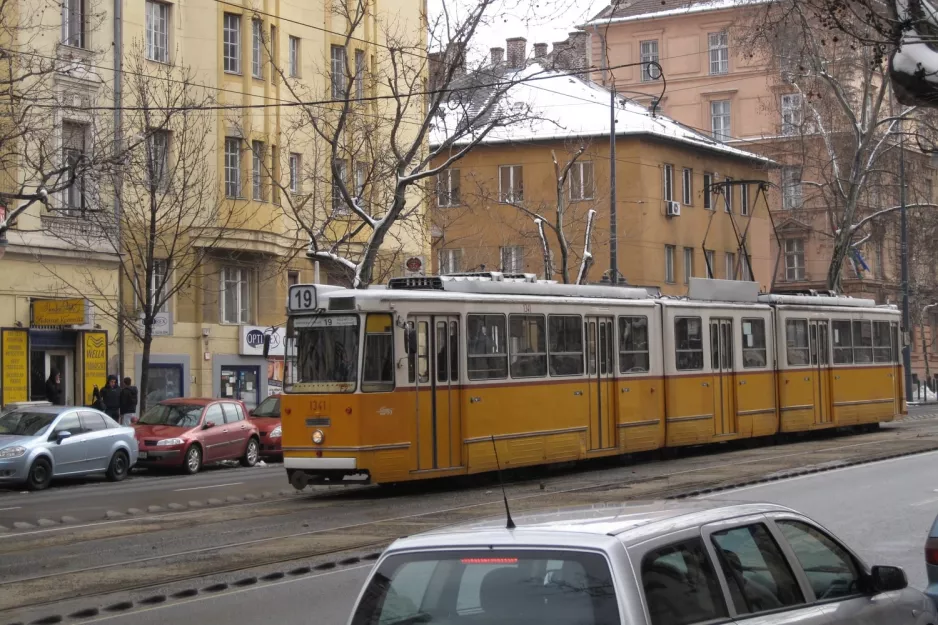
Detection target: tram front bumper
<box><xmin>284</xmin><ymin>456</ymin><xmax>369</xmax><ymax>488</ymax></box>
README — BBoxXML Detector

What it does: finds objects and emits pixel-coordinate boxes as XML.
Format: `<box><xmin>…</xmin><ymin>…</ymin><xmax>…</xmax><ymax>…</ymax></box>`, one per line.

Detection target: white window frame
<box><xmin>289</xmin><ymin>153</ymin><xmax>300</xmax><ymax>193</ymax></box>
<box><xmin>439</xmin><ymin>249</ymin><xmax>462</xmax><ymax>274</ymax></box>
<box><xmin>136</xmin><ymin>259</ymin><xmax>170</xmax><ymax>314</ymax></box>
<box><xmin>354</xmin><ymin>162</ymin><xmax>368</xmax><ymax>206</ymax></box>
<box><xmin>781</xmin><ymin>93</ymin><xmax>803</xmax><ymax>136</ymax></box>
<box><xmin>220</xmin><ymin>266</ymin><xmax>253</xmax><ymax>324</ymax></box>
<box><xmin>741</xmin><ymin>183</ymin><xmax>750</xmax><ymax>216</ymax></box>
<box><xmin>62</xmin><ymin>0</ymin><xmax>85</xmax><ymax>48</ymax></box>
<box><xmin>703</xmin><ymin>172</ymin><xmax>713</xmax><ymax>210</ymax></box>
<box><xmin>149</xmin><ymin>129</ymin><xmax>169</xmax><ymax>189</ymax></box>
<box><xmin>640</xmin><ymin>40</ymin><xmax>660</xmax><ymax>82</ymax></box>
<box><xmin>570</xmin><ymin>161</ymin><xmax>594</xmax><ymax>201</ymax></box>
<box><xmin>724</xmin><ymin>176</ymin><xmax>733</xmax><ymax>213</ymax></box>
<box><xmin>224</xmin><ymin>137</ymin><xmax>241</xmax><ymax>198</ymax></box>
<box><xmin>145</xmin><ymin>1</ymin><xmax>169</xmax><ymax>63</ymax></box>
<box><xmin>705</xmin><ymin>249</ymin><xmax>715</xmax><ymax>278</ymax></box>
<box><xmin>252</xmin><ymin>140</ymin><xmax>265</xmax><ymax>201</ymax></box>
<box><xmin>741</xmin><ymin>255</ymin><xmax>752</xmax><ymax>281</ymax></box>
<box><xmin>355</xmin><ymin>49</ymin><xmax>366</xmax><ymax>100</ymax></box>
<box><xmin>785</xmin><ymin>238</ymin><xmax>805</xmax><ymax>281</ymax></box>
<box><xmin>252</xmin><ymin>19</ymin><xmax>264</xmax><ymax>79</ymax></box>
<box><xmin>682</xmin><ymin>168</ymin><xmax>692</xmax><ymax>205</ymax></box>
<box><xmin>331</xmin><ymin>45</ymin><xmax>347</xmax><ymax>99</ymax></box>
<box><xmin>711</xmin><ymin>100</ymin><xmax>731</xmax><ymax>142</ymax></box>
<box><xmin>725</xmin><ymin>251</ymin><xmax>736</xmax><ymax>280</ymax></box>
<box><xmin>683</xmin><ymin>247</ymin><xmax>694</xmax><ymax>285</ymax></box>
<box><xmin>62</xmin><ymin>121</ymin><xmax>87</xmax><ymax>216</ymax></box>
<box><xmin>223</xmin><ymin>14</ymin><xmax>241</xmax><ymax>74</ymax></box>
<box><xmin>437</xmin><ymin>169</ymin><xmax>460</xmax><ymax>207</ymax></box>
<box><xmin>288</xmin><ymin>36</ymin><xmax>300</xmax><ymax>78</ymax></box>
<box><xmin>332</xmin><ymin>158</ymin><xmax>349</xmax><ymax>215</ymax></box>
<box><xmin>500</xmin><ymin>246</ymin><xmax>524</xmax><ymax>274</ymax></box>
<box><xmin>663</xmin><ymin>164</ymin><xmax>674</xmax><ymax>202</ymax></box>
<box><xmin>708</xmin><ymin>31</ymin><xmax>729</xmax><ymax>75</ymax></box>
<box><xmin>782</xmin><ymin>166</ymin><xmax>803</xmax><ymax>210</ymax></box>
<box><xmin>499</xmin><ymin>165</ymin><xmax>523</xmax><ymax>203</ymax></box>
<box><xmin>665</xmin><ymin>244</ymin><xmax>675</xmax><ymax>283</ymax></box>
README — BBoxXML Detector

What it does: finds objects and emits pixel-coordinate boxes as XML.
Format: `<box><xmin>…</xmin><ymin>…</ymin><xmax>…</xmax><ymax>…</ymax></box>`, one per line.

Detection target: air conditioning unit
<box><xmin>666</xmin><ymin>200</ymin><xmax>681</xmax><ymax>216</ymax></box>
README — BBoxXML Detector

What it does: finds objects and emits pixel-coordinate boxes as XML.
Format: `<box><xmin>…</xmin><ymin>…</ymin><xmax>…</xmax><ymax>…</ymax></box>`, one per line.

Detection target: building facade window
<box><xmin>725</xmin><ymin>251</ymin><xmax>736</xmax><ymax>280</ymax></box>
<box><xmin>149</xmin><ymin>129</ymin><xmax>169</xmax><ymax>188</ymax></box>
<box><xmin>145</xmin><ymin>1</ymin><xmax>169</xmax><ymax>62</ymax></box>
<box><xmin>724</xmin><ymin>176</ymin><xmax>733</xmax><ymax>212</ymax></box>
<box><xmin>224</xmin><ymin>137</ymin><xmax>241</xmax><ymax>198</ymax></box>
<box><xmin>136</xmin><ymin>259</ymin><xmax>170</xmax><ymax>313</ymax></box>
<box><xmin>703</xmin><ymin>172</ymin><xmax>713</xmax><ymax>209</ymax></box>
<box><xmin>354</xmin><ymin>162</ymin><xmax>368</xmax><ymax>206</ymax></box>
<box><xmin>252</xmin><ymin>19</ymin><xmax>264</xmax><ymax>79</ymax></box>
<box><xmin>221</xmin><ymin>266</ymin><xmax>252</xmax><ymax>324</ymax></box>
<box><xmin>570</xmin><ymin>161</ymin><xmax>594</xmax><ymax>200</ymax></box>
<box><xmin>781</xmin><ymin>93</ymin><xmax>803</xmax><ymax>136</ymax></box>
<box><xmin>741</xmin><ymin>183</ymin><xmax>750</xmax><ymax>216</ymax></box>
<box><xmin>439</xmin><ymin>249</ymin><xmax>462</xmax><ymax>274</ymax></box>
<box><xmin>287</xmin><ymin>271</ymin><xmax>299</xmax><ymax>287</ymax></box>
<box><xmin>288</xmin><ymin>36</ymin><xmax>300</xmax><ymax>77</ymax></box>
<box><xmin>741</xmin><ymin>255</ymin><xmax>752</xmax><ymax>281</ymax></box>
<box><xmin>63</xmin><ymin>0</ymin><xmax>85</xmax><ymax>47</ymax></box>
<box><xmin>62</xmin><ymin>121</ymin><xmax>87</xmax><ymax>215</ymax></box>
<box><xmin>501</xmin><ymin>246</ymin><xmax>524</xmax><ymax>273</ymax></box>
<box><xmin>289</xmin><ymin>153</ymin><xmax>300</xmax><ymax>193</ymax></box>
<box><xmin>252</xmin><ymin>140</ymin><xmax>265</xmax><ymax>201</ymax></box>
<box><xmin>682</xmin><ymin>168</ymin><xmax>693</xmax><ymax>205</ymax></box>
<box><xmin>684</xmin><ymin>247</ymin><xmax>694</xmax><ymax>285</ymax></box>
<box><xmin>709</xmin><ymin>31</ymin><xmax>729</xmax><ymax>74</ymax></box>
<box><xmin>711</xmin><ymin>100</ymin><xmax>731</xmax><ymax>142</ymax></box>
<box><xmin>223</xmin><ymin>14</ymin><xmax>241</xmax><ymax>74</ymax></box>
<box><xmin>331</xmin><ymin>45</ymin><xmax>347</xmax><ymax>98</ymax></box>
<box><xmin>782</xmin><ymin>166</ymin><xmax>803</xmax><ymax>209</ymax></box>
<box><xmin>663</xmin><ymin>164</ymin><xmax>674</xmax><ymax>202</ymax></box>
<box><xmin>665</xmin><ymin>245</ymin><xmax>676</xmax><ymax>283</ymax></box>
<box><xmin>355</xmin><ymin>49</ymin><xmax>366</xmax><ymax>100</ymax></box>
<box><xmin>332</xmin><ymin>158</ymin><xmax>348</xmax><ymax>214</ymax></box>
<box><xmin>640</xmin><ymin>40</ymin><xmax>660</xmax><ymax>81</ymax></box>
<box><xmin>785</xmin><ymin>238</ymin><xmax>805</xmax><ymax>280</ymax></box>
<box><xmin>437</xmin><ymin>169</ymin><xmax>460</xmax><ymax>207</ymax></box>
<box><xmin>705</xmin><ymin>249</ymin><xmax>715</xmax><ymax>278</ymax></box>
<box><xmin>499</xmin><ymin>165</ymin><xmax>523</xmax><ymax>203</ymax></box>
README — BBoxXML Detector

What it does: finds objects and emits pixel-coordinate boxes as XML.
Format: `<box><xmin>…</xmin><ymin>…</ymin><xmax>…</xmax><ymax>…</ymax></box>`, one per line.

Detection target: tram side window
<box><xmin>832</xmin><ymin>320</ymin><xmax>853</xmax><ymax>364</ymax></box>
<box><xmin>873</xmin><ymin>321</ymin><xmax>892</xmax><ymax>363</ymax></box>
<box><xmin>548</xmin><ymin>315</ymin><xmax>585</xmax><ymax>376</ymax></box>
<box><xmin>742</xmin><ymin>318</ymin><xmax>767</xmax><ymax>368</ymax></box>
<box><xmin>509</xmin><ymin>315</ymin><xmax>547</xmax><ymax>378</ymax></box>
<box><xmin>362</xmin><ymin>314</ymin><xmax>394</xmax><ymax>392</ymax></box>
<box><xmin>785</xmin><ymin>319</ymin><xmax>810</xmax><ymax>366</ymax></box>
<box><xmin>619</xmin><ymin>316</ymin><xmax>650</xmax><ymax>373</ymax></box>
<box><xmin>852</xmin><ymin>320</ymin><xmax>873</xmax><ymax>363</ymax></box>
<box><xmin>467</xmin><ymin>314</ymin><xmax>508</xmax><ymax>380</ymax></box>
<box><xmin>675</xmin><ymin>317</ymin><xmax>703</xmax><ymax>371</ymax></box>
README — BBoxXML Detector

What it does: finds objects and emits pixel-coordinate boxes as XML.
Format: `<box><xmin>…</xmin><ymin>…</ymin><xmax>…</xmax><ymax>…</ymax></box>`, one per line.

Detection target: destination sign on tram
<box><xmin>293</xmin><ymin>315</ymin><xmax>358</xmax><ymax>328</ymax></box>
<box><xmin>288</xmin><ymin>285</ymin><xmax>318</xmax><ymax>312</ymax></box>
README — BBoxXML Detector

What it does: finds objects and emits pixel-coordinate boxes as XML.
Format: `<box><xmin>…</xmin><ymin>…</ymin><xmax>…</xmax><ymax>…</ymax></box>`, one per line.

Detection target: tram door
<box><xmin>891</xmin><ymin>321</ymin><xmax>904</xmax><ymax>414</ymax></box>
<box><xmin>809</xmin><ymin>320</ymin><xmax>833</xmax><ymax>425</ymax></box>
<box><xmin>710</xmin><ymin>318</ymin><xmax>737</xmax><ymax>436</ymax></box>
<box><xmin>585</xmin><ymin>317</ymin><xmax>616</xmax><ymax>450</ymax></box>
<box><xmin>411</xmin><ymin>316</ymin><xmax>462</xmax><ymax>471</ymax></box>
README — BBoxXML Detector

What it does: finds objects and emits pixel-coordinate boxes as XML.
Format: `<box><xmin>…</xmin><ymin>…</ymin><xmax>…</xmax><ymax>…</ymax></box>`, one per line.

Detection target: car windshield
<box><xmin>350</xmin><ymin>549</ymin><xmax>619</xmax><ymax>625</ymax></box>
<box><xmin>139</xmin><ymin>404</ymin><xmax>203</xmax><ymax>428</ymax></box>
<box><xmin>286</xmin><ymin>315</ymin><xmax>359</xmax><ymax>393</ymax></box>
<box><xmin>0</xmin><ymin>411</ymin><xmax>58</xmax><ymax>437</ymax></box>
<box><xmin>252</xmin><ymin>396</ymin><xmax>280</xmax><ymax>417</ymax></box>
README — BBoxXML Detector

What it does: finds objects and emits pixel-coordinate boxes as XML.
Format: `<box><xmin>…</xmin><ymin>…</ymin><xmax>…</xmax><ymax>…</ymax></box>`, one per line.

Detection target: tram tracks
<box><xmin>4</xmin><ymin>422</ymin><xmax>938</xmax><ymax>617</ymax></box>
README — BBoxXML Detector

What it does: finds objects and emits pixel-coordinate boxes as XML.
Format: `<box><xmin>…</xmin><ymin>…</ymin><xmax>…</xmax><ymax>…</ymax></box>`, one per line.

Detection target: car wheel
<box><xmin>27</xmin><ymin>457</ymin><xmax>53</xmax><ymax>491</ymax></box>
<box><xmin>240</xmin><ymin>437</ymin><xmax>259</xmax><ymax>467</ymax></box>
<box><xmin>106</xmin><ymin>450</ymin><xmax>130</xmax><ymax>482</ymax></box>
<box><xmin>184</xmin><ymin>445</ymin><xmax>203</xmax><ymax>475</ymax></box>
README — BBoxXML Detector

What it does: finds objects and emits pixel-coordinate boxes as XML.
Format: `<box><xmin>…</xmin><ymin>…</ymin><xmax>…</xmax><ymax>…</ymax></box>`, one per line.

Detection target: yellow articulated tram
<box><xmin>280</xmin><ymin>274</ymin><xmax>904</xmax><ymax>488</ymax></box>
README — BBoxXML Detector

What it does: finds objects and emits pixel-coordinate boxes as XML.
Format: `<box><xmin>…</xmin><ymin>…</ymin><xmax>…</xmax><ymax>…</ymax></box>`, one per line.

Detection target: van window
<box><xmin>742</xmin><ymin>318</ymin><xmax>767</xmax><ymax>368</ymax></box>
<box><xmin>674</xmin><ymin>317</ymin><xmax>703</xmax><ymax>370</ymax></box>
<box><xmin>832</xmin><ymin>320</ymin><xmax>853</xmax><ymax>364</ymax></box>
<box><xmin>548</xmin><ymin>315</ymin><xmax>584</xmax><ymax>376</ymax></box>
<box><xmin>619</xmin><ymin>316</ymin><xmax>650</xmax><ymax>373</ymax></box>
<box><xmin>509</xmin><ymin>315</ymin><xmax>547</xmax><ymax>378</ymax></box>
<box><xmin>642</xmin><ymin>538</ymin><xmax>727</xmax><ymax>625</ymax></box>
<box><xmin>785</xmin><ymin>319</ymin><xmax>809</xmax><ymax>366</ymax></box>
<box><xmin>467</xmin><ymin>315</ymin><xmax>507</xmax><ymax>380</ymax></box>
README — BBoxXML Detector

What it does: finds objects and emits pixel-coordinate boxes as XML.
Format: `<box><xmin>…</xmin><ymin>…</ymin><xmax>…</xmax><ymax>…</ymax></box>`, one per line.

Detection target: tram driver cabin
<box><xmin>278</xmin><ymin>274</ymin><xmax>903</xmax><ymax>488</ymax></box>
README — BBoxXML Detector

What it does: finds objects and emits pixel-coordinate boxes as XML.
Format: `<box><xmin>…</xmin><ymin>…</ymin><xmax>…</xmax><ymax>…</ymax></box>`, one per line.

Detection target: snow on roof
<box><xmin>430</xmin><ymin>62</ymin><xmax>772</xmax><ymax>164</ymax></box>
<box><xmin>583</xmin><ymin>0</ymin><xmax>771</xmax><ymax>26</ymax></box>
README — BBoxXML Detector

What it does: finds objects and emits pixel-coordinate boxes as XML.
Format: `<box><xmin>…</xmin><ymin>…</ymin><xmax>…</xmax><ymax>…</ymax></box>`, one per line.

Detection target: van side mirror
<box><xmin>263</xmin><ymin>334</ymin><xmax>271</xmax><ymax>359</ymax></box>
<box><xmin>870</xmin><ymin>565</ymin><xmax>907</xmax><ymax>592</ymax></box>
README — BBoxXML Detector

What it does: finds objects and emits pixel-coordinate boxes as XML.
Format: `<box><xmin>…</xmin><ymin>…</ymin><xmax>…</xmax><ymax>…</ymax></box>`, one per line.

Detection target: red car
<box><xmin>248</xmin><ymin>394</ymin><xmax>282</xmax><ymax>459</ymax></box>
<box><xmin>133</xmin><ymin>398</ymin><xmax>260</xmax><ymax>474</ymax></box>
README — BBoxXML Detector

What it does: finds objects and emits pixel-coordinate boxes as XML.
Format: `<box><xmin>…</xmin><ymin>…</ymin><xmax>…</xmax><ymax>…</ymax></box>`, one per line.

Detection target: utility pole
<box><xmin>114</xmin><ymin>0</ymin><xmax>125</xmax><ymax>379</ymax></box>
<box><xmin>900</xmin><ymin>123</ymin><xmax>912</xmax><ymax>402</ymax></box>
<box><xmin>609</xmin><ymin>86</ymin><xmax>618</xmax><ymax>285</ymax></box>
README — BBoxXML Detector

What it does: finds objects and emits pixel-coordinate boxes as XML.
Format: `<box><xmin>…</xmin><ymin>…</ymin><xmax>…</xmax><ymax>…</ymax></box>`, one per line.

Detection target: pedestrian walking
<box><xmin>119</xmin><ymin>377</ymin><xmax>139</xmax><ymax>426</ymax></box>
<box><xmin>44</xmin><ymin>369</ymin><xmax>63</xmax><ymax>405</ymax></box>
<box><xmin>93</xmin><ymin>375</ymin><xmax>122</xmax><ymax>421</ymax></box>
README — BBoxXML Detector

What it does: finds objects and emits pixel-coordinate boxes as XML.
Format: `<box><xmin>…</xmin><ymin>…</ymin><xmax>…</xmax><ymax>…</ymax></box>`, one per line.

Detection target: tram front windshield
<box><xmin>287</xmin><ymin>315</ymin><xmax>359</xmax><ymax>392</ymax></box>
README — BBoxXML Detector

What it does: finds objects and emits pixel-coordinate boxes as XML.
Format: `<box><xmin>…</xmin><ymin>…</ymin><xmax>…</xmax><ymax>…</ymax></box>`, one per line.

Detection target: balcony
<box><xmin>41</xmin><ymin>214</ymin><xmax>113</xmax><ymax>246</ymax></box>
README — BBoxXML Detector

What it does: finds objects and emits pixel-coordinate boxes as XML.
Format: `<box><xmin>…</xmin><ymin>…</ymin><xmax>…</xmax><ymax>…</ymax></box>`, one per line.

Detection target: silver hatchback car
<box><xmin>349</xmin><ymin>501</ymin><xmax>936</xmax><ymax>625</ymax></box>
<box><xmin>0</xmin><ymin>406</ymin><xmax>138</xmax><ymax>490</ymax></box>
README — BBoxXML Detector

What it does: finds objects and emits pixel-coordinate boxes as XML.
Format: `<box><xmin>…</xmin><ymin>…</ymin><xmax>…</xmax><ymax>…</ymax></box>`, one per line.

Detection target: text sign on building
<box><xmin>240</xmin><ymin>326</ymin><xmax>286</xmax><ymax>357</ymax></box>
<box><xmin>82</xmin><ymin>332</ymin><xmax>108</xmax><ymax>405</ymax></box>
<box><xmin>1</xmin><ymin>329</ymin><xmax>29</xmax><ymax>405</ymax></box>
<box><xmin>137</xmin><ymin>311</ymin><xmax>173</xmax><ymax>337</ymax></box>
<box><xmin>33</xmin><ymin>298</ymin><xmax>86</xmax><ymax>326</ymax></box>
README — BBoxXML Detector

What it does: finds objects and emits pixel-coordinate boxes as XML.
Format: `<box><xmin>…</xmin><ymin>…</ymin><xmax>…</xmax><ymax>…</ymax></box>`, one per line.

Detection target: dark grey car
<box><xmin>0</xmin><ymin>406</ymin><xmax>138</xmax><ymax>490</ymax></box>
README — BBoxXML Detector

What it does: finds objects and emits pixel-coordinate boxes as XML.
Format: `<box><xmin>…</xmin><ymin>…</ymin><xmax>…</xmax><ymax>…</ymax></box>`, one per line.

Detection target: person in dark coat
<box><xmin>119</xmin><ymin>377</ymin><xmax>139</xmax><ymax>426</ymax></box>
<box><xmin>93</xmin><ymin>375</ymin><xmax>122</xmax><ymax>420</ymax></box>
<box><xmin>45</xmin><ymin>370</ymin><xmax>63</xmax><ymax>405</ymax></box>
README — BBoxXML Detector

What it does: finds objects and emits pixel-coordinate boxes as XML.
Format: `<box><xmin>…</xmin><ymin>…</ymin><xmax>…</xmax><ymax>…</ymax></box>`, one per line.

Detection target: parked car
<box><xmin>349</xmin><ymin>501</ymin><xmax>935</xmax><ymax>625</ymax></box>
<box><xmin>0</xmin><ymin>405</ymin><xmax>137</xmax><ymax>490</ymax></box>
<box><xmin>134</xmin><ymin>398</ymin><xmax>260</xmax><ymax>474</ymax></box>
<box><xmin>248</xmin><ymin>394</ymin><xmax>281</xmax><ymax>459</ymax></box>
<box><xmin>925</xmin><ymin>514</ymin><xmax>938</xmax><ymax>609</ymax></box>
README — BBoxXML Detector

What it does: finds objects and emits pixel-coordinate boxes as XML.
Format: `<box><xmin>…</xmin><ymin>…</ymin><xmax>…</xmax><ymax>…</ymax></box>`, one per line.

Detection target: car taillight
<box><xmin>925</xmin><ymin>537</ymin><xmax>938</xmax><ymax>565</ymax></box>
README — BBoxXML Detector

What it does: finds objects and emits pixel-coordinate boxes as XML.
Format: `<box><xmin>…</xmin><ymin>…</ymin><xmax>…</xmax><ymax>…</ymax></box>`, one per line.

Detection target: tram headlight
<box><xmin>312</xmin><ymin>429</ymin><xmax>325</xmax><ymax>444</ymax></box>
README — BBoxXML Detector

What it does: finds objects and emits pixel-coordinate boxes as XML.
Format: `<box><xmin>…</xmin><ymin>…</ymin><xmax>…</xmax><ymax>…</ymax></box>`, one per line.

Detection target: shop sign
<box><xmin>1</xmin><ymin>329</ymin><xmax>29</xmax><ymax>405</ymax></box>
<box><xmin>33</xmin><ymin>298</ymin><xmax>87</xmax><ymax>326</ymax></box>
<box><xmin>82</xmin><ymin>332</ymin><xmax>108</xmax><ymax>405</ymax></box>
<box><xmin>240</xmin><ymin>326</ymin><xmax>285</xmax><ymax>357</ymax></box>
<box><xmin>404</xmin><ymin>256</ymin><xmax>425</xmax><ymax>276</ymax></box>
<box><xmin>138</xmin><ymin>311</ymin><xmax>173</xmax><ymax>337</ymax></box>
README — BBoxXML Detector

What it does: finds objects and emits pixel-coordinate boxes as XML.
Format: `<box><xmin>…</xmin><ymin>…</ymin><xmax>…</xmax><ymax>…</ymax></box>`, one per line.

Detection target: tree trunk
<box><xmin>354</xmin><ymin>193</ymin><xmax>407</xmax><ymax>288</ymax></box>
<box><xmin>923</xmin><ymin>321</ymin><xmax>932</xmax><ymax>396</ymax></box>
<box><xmin>138</xmin><ymin>328</ymin><xmax>153</xmax><ymax>416</ymax></box>
<box><xmin>826</xmin><ymin>232</ymin><xmax>851</xmax><ymax>292</ymax></box>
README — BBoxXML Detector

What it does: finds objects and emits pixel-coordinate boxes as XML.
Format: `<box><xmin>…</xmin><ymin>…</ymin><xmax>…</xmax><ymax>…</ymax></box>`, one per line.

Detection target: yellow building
<box><xmin>0</xmin><ymin>0</ymin><xmax>426</xmax><ymax>409</ymax></box>
<box><xmin>431</xmin><ymin>42</ymin><xmax>774</xmax><ymax>294</ymax></box>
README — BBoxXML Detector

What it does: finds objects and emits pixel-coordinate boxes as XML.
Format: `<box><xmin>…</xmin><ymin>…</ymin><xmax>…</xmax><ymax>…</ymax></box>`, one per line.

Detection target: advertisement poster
<box><xmin>33</xmin><ymin>299</ymin><xmax>86</xmax><ymax>326</ymax></box>
<box><xmin>267</xmin><ymin>360</ymin><xmax>284</xmax><ymax>396</ymax></box>
<box><xmin>82</xmin><ymin>332</ymin><xmax>108</xmax><ymax>405</ymax></box>
<box><xmin>1</xmin><ymin>329</ymin><xmax>29</xmax><ymax>405</ymax></box>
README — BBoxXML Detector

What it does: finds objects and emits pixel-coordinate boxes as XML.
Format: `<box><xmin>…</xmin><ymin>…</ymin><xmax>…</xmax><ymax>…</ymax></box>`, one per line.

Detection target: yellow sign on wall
<box><xmin>33</xmin><ymin>299</ymin><xmax>86</xmax><ymax>326</ymax></box>
<box><xmin>83</xmin><ymin>332</ymin><xmax>108</xmax><ymax>405</ymax></box>
<box><xmin>2</xmin><ymin>329</ymin><xmax>29</xmax><ymax>405</ymax></box>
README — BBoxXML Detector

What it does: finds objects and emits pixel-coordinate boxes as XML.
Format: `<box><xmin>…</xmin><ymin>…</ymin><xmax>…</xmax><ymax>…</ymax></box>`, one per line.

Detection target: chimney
<box><xmin>428</xmin><ymin>51</ymin><xmax>443</xmax><ymax>93</ymax></box>
<box><xmin>551</xmin><ymin>38</ymin><xmax>571</xmax><ymax>69</ymax></box>
<box><xmin>567</xmin><ymin>31</ymin><xmax>590</xmax><ymax>72</ymax></box>
<box><xmin>446</xmin><ymin>42</ymin><xmax>466</xmax><ymax>78</ymax></box>
<box><xmin>534</xmin><ymin>43</ymin><xmax>548</xmax><ymax>59</ymax></box>
<box><xmin>506</xmin><ymin>37</ymin><xmax>527</xmax><ymax>69</ymax></box>
<box><xmin>490</xmin><ymin>46</ymin><xmax>504</xmax><ymax>65</ymax></box>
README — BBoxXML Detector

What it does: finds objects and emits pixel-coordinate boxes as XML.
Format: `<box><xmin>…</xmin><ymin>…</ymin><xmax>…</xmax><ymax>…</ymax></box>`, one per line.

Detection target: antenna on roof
<box><xmin>490</xmin><ymin>435</ymin><xmax>516</xmax><ymax>530</ymax></box>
